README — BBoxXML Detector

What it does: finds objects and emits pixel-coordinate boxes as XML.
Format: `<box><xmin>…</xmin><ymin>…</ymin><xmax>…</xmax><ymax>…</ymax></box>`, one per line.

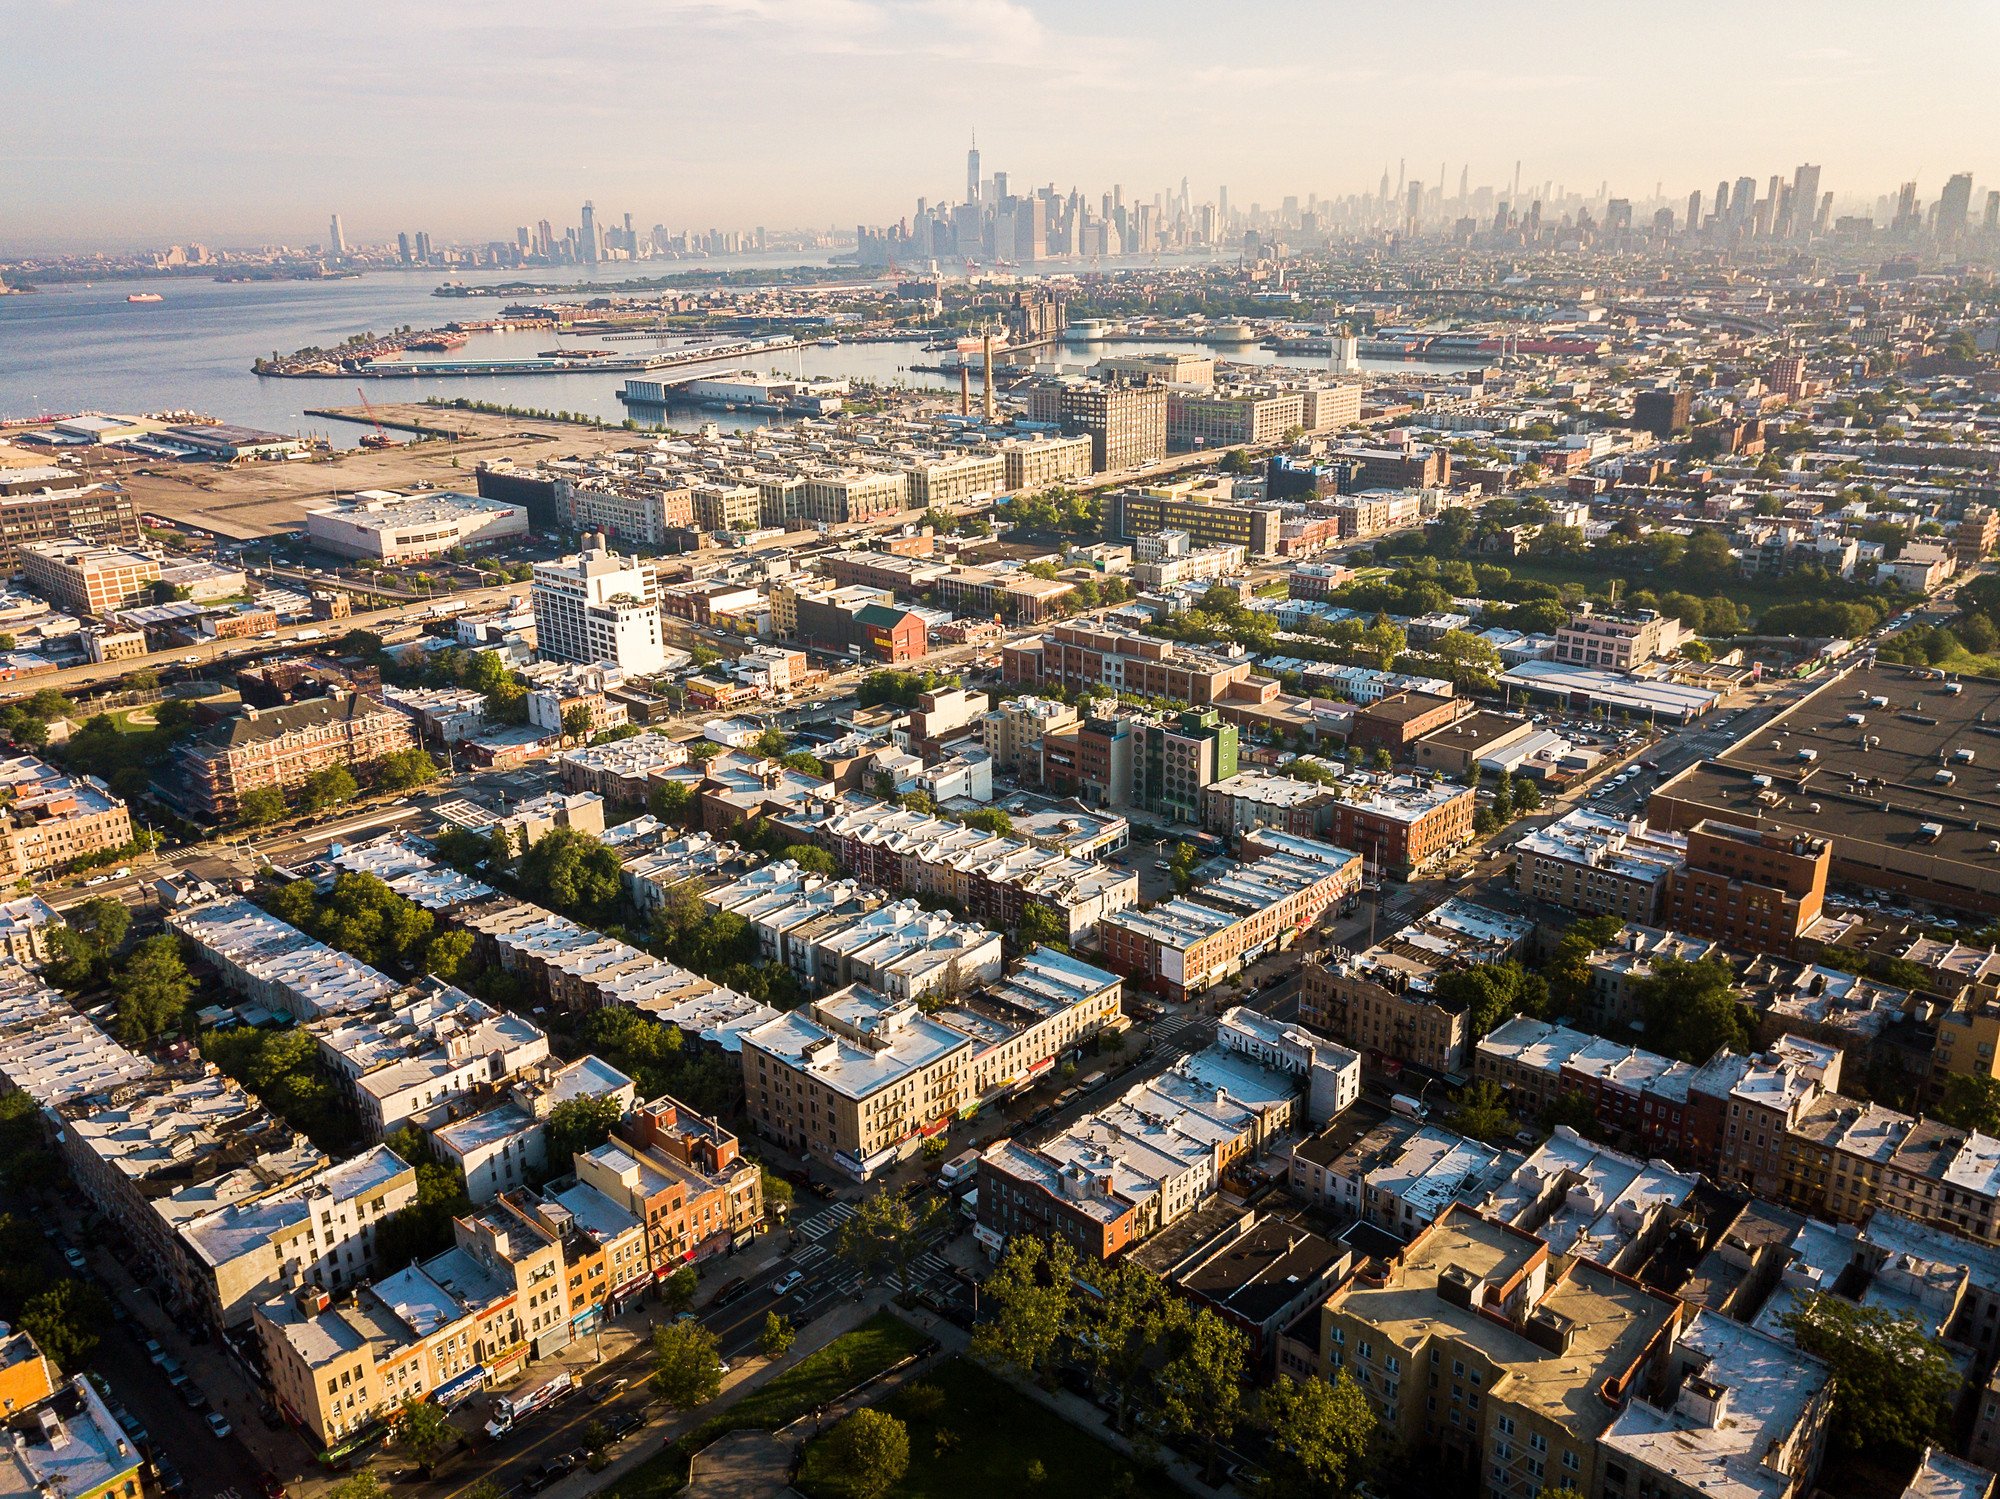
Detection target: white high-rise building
<box><xmin>530</xmin><ymin>547</ymin><xmax>665</xmax><ymax>674</ymax></box>
<box><xmin>329</xmin><ymin>213</ymin><xmax>346</xmax><ymax>258</ymax></box>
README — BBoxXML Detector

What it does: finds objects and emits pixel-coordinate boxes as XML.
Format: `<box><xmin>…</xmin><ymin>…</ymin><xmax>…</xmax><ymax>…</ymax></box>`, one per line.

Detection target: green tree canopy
<box><xmin>649</xmin><ymin>1319</ymin><xmax>724</xmax><ymax>1410</ymax></box>
<box><xmin>520</xmin><ymin>827</ymin><xmax>624</xmax><ymax>922</ymax></box>
<box><xmin>1634</xmin><ymin>956</ymin><xmax>1753</xmax><ymax>1063</ymax></box>
<box><xmin>1446</xmin><ymin>1079</ymin><xmax>1518</xmax><ymax>1144</ymax></box>
<box><xmin>1257</xmin><ymin>1371</ymin><xmax>1377</xmax><ymax>1499</ymax></box>
<box><xmin>110</xmin><ymin>935</ymin><xmax>195</xmax><ymax>1046</ymax></box>
<box><xmin>299</xmin><ymin>765</ymin><xmax>360</xmax><ymax>812</ymax></box>
<box><xmin>812</xmin><ymin>1408</ymin><xmax>909</xmax><ymax>1499</ymax></box>
<box><xmin>1934</xmin><ymin>1073</ymin><xmax>2000</xmax><ymax>1135</ymax></box>
<box><xmin>20</xmin><ymin>1280</ymin><xmax>110</xmax><ymax>1372</ymax></box>
<box><xmin>547</xmin><ymin>1093</ymin><xmax>624</xmax><ymax>1167</ymax></box>
<box><xmin>1780</xmin><ymin>1292</ymin><xmax>1957</xmax><ymax>1455</ymax></box>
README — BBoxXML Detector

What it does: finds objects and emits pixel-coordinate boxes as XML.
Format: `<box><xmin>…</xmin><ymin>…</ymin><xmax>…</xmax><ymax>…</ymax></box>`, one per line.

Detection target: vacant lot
<box><xmin>111</xmin><ymin>408</ymin><xmax>639</xmax><ymax>539</ymax></box>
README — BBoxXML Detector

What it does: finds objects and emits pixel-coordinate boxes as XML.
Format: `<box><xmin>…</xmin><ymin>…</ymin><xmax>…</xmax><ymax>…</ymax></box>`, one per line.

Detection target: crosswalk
<box><xmin>1153</xmin><ymin>1015</ymin><xmax>1213</xmax><ymax>1054</ymax></box>
<box><xmin>792</xmin><ymin>1203</ymin><xmax>855</xmax><ymax>1244</ymax></box>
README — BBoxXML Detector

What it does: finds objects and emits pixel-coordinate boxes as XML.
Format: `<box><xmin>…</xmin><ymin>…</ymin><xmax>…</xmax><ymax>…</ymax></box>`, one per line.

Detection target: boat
<box><xmin>126</xmin><ymin>293</ymin><xmax>164</xmax><ymax>304</ymax></box>
<box><xmin>814</xmin><ymin>337</ymin><xmax>839</xmax><ymax>348</ymax></box>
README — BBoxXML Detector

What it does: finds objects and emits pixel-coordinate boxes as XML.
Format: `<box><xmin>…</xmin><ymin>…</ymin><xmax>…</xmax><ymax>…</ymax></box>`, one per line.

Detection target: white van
<box><xmin>937</xmin><ymin>1149</ymin><xmax>982</xmax><ymax>1188</ymax></box>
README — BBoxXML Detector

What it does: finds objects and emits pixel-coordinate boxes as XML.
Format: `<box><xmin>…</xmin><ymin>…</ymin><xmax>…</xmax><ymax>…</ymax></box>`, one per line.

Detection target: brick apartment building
<box><xmin>173</xmin><ymin>692</ymin><xmax>418</xmax><ymax>822</ymax></box>
<box><xmin>1665</xmin><ymin>819</ymin><xmax>1828</xmax><ymax>957</ymax></box>
<box><xmin>1003</xmin><ymin>620</ymin><xmax>1253</xmax><ymax>705</ymax></box>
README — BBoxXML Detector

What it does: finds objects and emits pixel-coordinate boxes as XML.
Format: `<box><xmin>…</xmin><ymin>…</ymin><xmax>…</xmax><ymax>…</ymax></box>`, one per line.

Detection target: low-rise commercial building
<box><xmin>19</xmin><ymin>540</ymin><xmax>160</xmax><ymax>617</ymax></box>
<box><xmin>306</xmin><ymin>490</ymin><xmax>529</xmax><ymax>561</ymax></box>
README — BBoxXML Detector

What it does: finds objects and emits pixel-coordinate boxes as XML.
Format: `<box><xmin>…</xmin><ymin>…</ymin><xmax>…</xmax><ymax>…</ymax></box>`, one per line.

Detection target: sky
<box><xmin>6</xmin><ymin>0</ymin><xmax>1999</xmax><ymax>253</ymax></box>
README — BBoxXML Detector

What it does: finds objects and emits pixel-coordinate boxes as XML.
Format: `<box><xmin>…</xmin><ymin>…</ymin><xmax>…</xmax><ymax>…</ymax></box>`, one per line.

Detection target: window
<box><xmin>1497</xmin><ymin>1415</ymin><xmax>1516</xmax><ymax>1437</ymax></box>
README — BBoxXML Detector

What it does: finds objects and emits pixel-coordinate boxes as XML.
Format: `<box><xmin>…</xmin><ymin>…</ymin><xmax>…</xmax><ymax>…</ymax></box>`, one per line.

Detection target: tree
<box><xmin>659</xmin><ymin>1265</ymin><xmax>699</xmax><ymax>1316</ymax></box>
<box><xmin>759</xmin><ymin>1164</ymin><xmax>794</xmax><ymax>1217</ymax></box>
<box><xmin>1430</xmin><ymin>960</ymin><xmax>1544</xmax><ymax>1039</ymax></box>
<box><xmin>837</xmin><ymin>1189</ymin><xmax>933</xmax><ymax>1291</ymax></box>
<box><xmin>648</xmin><ymin>780</ymin><xmax>695</xmax><ymax>826</ymax></box>
<box><xmin>424</xmin><ymin>929</ymin><xmax>476</xmax><ymax>985</ymax></box>
<box><xmin>1780</xmin><ymin>1292</ymin><xmax>1958</xmax><ymax>1455</ymax></box>
<box><xmin>299</xmin><ymin>765</ymin><xmax>360</xmax><ymax>812</ymax></box>
<box><xmin>562</xmin><ymin>705</ymin><xmax>594</xmax><ymax>746</ymax></box>
<box><xmin>1017</xmin><ymin>902</ymin><xmax>1072</xmax><ymax>953</ymax></box>
<box><xmin>238</xmin><ymin>786</ymin><xmax>287</xmax><ymax>827</ymax></box>
<box><xmin>378</xmin><ymin>749</ymin><xmax>440</xmax><ymax>791</ymax></box>
<box><xmin>20</xmin><ymin>1280</ymin><xmax>109</xmax><ymax>1372</ymax></box>
<box><xmin>547</xmin><ymin>1093</ymin><xmax>623</xmax><ymax>1165</ymax></box>
<box><xmin>1257</xmin><ymin>1371</ymin><xmax>1377</xmax><ymax>1499</ymax></box>
<box><xmin>1935</xmin><ymin>1073</ymin><xmax>2000</xmax><ymax>1135</ymax></box>
<box><xmin>648</xmin><ymin>1319</ymin><xmax>723</xmax><ymax>1410</ymax></box>
<box><xmin>1446</xmin><ymin>1080</ymin><xmax>1518</xmax><ymax>1144</ymax></box>
<box><xmin>520</xmin><ymin>827</ymin><xmax>624</xmax><ymax>922</ymax></box>
<box><xmin>971</xmin><ymin>1236</ymin><xmax>1077</xmax><ymax>1384</ymax></box>
<box><xmin>110</xmin><ymin>935</ymin><xmax>195</xmax><ymax>1046</ymax></box>
<box><xmin>1634</xmin><ymin>956</ymin><xmax>1753</xmax><ymax>1063</ymax></box>
<box><xmin>395</xmin><ymin>1396</ymin><xmax>458</xmax><ymax>1476</ymax></box>
<box><xmin>813</xmin><ymin>1409</ymin><xmax>909</xmax><ymax>1499</ymax></box>
<box><xmin>1169</xmin><ymin>840</ymin><xmax>1200</xmax><ymax>894</ymax></box>
<box><xmin>1546</xmin><ymin>914</ymin><xmax>1623</xmax><ymax>1012</ymax></box>
<box><xmin>782</xmin><ymin>843</ymin><xmax>838</xmax><ymax>876</ymax></box>
<box><xmin>1542</xmin><ymin>1089</ymin><xmax>1597</xmax><ymax>1135</ymax></box>
<box><xmin>1155</xmin><ymin>1306</ymin><xmax>1248</xmax><ymax>1482</ymax></box>
<box><xmin>758</xmin><ymin>1311</ymin><xmax>795</xmax><ymax>1360</ymax></box>
<box><xmin>958</xmin><ymin>807</ymin><xmax>1013</xmax><ymax>836</ymax></box>
<box><xmin>328</xmin><ymin>1473</ymin><xmax>386</xmax><ymax>1499</ymax></box>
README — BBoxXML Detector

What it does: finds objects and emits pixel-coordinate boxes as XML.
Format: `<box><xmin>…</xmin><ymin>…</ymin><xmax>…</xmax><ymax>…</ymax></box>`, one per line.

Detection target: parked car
<box><xmin>153</xmin><ymin>1460</ymin><xmax>188</xmax><ymax>1496</ymax></box>
<box><xmin>606</xmin><ymin>1412</ymin><xmax>642</xmax><ymax>1442</ymax></box>
<box><xmin>521</xmin><ymin>1455</ymin><xmax>576</xmax><ymax>1493</ymax></box>
<box><xmin>143</xmin><ymin>1339</ymin><xmax>166</xmax><ymax>1365</ymax></box>
<box><xmin>204</xmin><ymin>1412</ymin><xmax>232</xmax><ymax>1440</ymax></box>
<box><xmin>258</xmin><ymin>1401</ymin><xmax>285</xmax><ymax>1431</ymax></box>
<box><xmin>258</xmin><ymin>1472</ymin><xmax>287</xmax><ymax>1499</ymax></box>
<box><xmin>63</xmin><ymin>1248</ymin><xmax>87</xmax><ymax>1272</ymax></box>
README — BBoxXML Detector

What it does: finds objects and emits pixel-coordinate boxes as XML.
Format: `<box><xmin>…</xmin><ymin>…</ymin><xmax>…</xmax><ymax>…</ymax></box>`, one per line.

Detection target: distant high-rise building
<box><xmin>1791</xmin><ymin>164</ymin><xmax>1822</xmax><ymax>239</ymax></box>
<box><xmin>1713</xmin><ymin>180</ymin><xmax>1730</xmax><ymax>226</ymax></box>
<box><xmin>1939</xmin><ymin>173</ymin><xmax>1975</xmax><ymax>240</ymax></box>
<box><xmin>1732</xmin><ymin>176</ymin><xmax>1757</xmax><ymax>223</ymax></box>
<box><xmin>1986</xmin><ymin>191</ymin><xmax>2000</xmax><ymax>232</ymax></box>
<box><xmin>328</xmin><ymin>213</ymin><xmax>346</xmax><ymax>258</ymax></box>
<box><xmin>396</xmin><ymin>232</ymin><xmax>412</xmax><ymax>265</ymax></box>
<box><xmin>966</xmin><ymin>136</ymin><xmax>980</xmax><ymax>205</ymax></box>
<box><xmin>413</xmin><ymin>231</ymin><xmax>432</xmax><ymax>262</ymax></box>
<box><xmin>580</xmin><ymin>201</ymin><xmax>598</xmax><ymax>264</ymax></box>
<box><xmin>1406</xmin><ymin>180</ymin><xmax>1423</xmax><ymax>229</ymax></box>
<box><xmin>1686</xmin><ymin>189</ymin><xmax>1703</xmax><ymax>235</ymax></box>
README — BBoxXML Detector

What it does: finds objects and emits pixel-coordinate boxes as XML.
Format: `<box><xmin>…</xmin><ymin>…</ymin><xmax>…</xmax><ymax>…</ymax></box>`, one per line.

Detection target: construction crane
<box><xmin>354</xmin><ymin>385</ymin><xmax>396</xmax><ymax>449</ymax></box>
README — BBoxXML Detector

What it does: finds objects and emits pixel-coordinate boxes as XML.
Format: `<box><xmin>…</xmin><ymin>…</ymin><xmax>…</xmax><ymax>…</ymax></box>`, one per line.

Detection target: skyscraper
<box><xmin>328</xmin><ymin>213</ymin><xmax>346</xmax><ymax>258</ymax></box>
<box><xmin>1791</xmin><ymin>164</ymin><xmax>1821</xmax><ymax>239</ymax></box>
<box><xmin>1686</xmin><ymin>189</ymin><xmax>1703</xmax><ymax>236</ymax></box>
<box><xmin>1938</xmin><ymin>173</ymin><xmax>1974</xmax><ymax>240</ymax></box>
<box><xmin>580</xmin><ymin>201</ymin><xmax>598</xmax><ymax>264</ymax></box>
<box><xmin>966</xmin><ymin>135</ymin><xmax>980</xmax><ymax>205</ymax></box>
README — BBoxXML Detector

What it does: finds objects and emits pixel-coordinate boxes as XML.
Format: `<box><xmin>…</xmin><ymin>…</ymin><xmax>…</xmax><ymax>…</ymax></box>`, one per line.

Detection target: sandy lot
<box><xmin>113</xmin><ymin>406</ymin><xmax>644</xmax><ymax>539</ymax></box>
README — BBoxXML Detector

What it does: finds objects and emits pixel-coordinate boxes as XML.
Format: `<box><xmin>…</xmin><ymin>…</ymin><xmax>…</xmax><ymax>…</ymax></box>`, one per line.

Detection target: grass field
<box><xmin>596</xmin><ymin>1313</ymin><xmax>933</xmax><ymax>1499</ymax></box>
<box><xmin>797</xmin><ymin>1359</ymin><xmax>1140</xmax><ymax>1499</ymax></box>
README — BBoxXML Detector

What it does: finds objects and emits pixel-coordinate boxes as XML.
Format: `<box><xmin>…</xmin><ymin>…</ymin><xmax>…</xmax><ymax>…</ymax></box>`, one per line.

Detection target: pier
<box><xmin>260</xmin><ymin>334</ymin><xmax>802</xmax><ymax>380</ymax></box>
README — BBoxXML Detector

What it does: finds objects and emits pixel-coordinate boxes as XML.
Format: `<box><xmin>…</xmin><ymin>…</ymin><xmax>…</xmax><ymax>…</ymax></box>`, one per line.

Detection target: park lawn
<box><xmin>104</xmin><ymin>707</ymin><xmax>160</xmax><ymax>733</ymax></box>
<box><xmin>714</xmin><ymin>1311</ymin><xmax>932</xmax><ymax>1433</ymax></box>
<box><xmin>599</xmin><ymin>1311</ymin><xmax>936</xmax><ymax>1499</ymax></box>
<box><xmin>799</xmin><ymin>1359</ymin><xmax>1141</xmax><ymax>1499</ymax></box>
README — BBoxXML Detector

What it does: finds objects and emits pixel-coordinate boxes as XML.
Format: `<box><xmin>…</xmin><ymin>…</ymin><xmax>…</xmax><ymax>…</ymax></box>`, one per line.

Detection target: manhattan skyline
<box><xmin>6</xmin><ymin>0</ymin><xmax>2000</xmax><ymax>253</ymax></box>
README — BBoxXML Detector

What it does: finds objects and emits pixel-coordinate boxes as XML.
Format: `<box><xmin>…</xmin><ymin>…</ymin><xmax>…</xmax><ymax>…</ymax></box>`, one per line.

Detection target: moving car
<box><xmin>771</xmin><ymin>1270</ymin><xmax>804</xmax><ymax>1296</ymax></box>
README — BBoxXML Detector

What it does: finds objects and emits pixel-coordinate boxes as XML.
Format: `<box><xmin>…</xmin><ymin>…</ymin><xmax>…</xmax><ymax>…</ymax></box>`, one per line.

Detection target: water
<box><xmin>0</xmin><ymin>256</ymin><xmax>1462</xmax><ymax>448</ymax></box>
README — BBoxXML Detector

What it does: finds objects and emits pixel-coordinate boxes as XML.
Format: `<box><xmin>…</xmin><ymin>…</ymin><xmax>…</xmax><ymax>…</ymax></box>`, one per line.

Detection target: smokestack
<box><xmin>959</xmin><ymin>363</ymin><xmax>970</xmax><ymax>417</ymax></box>
<box><xmin>981</xmin><ymin>333</ymin><xmax>995</xmax><ymax>421</ymax></box>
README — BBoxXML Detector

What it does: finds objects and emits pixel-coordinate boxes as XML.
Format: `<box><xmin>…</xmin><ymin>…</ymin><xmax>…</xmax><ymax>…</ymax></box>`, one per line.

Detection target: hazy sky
<box><xmin>7</xmin><ymin>0</ymin><xmax>1998</xmax><ymax>253</ymax></box>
